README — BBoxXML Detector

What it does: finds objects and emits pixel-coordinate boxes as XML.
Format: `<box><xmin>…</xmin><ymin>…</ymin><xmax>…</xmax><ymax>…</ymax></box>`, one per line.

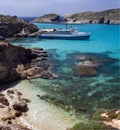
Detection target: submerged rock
<box><xmin>73</xmin><ymin>53</ymin><xmax>118</xmax><ymax>77</ymax></box>
<box><xmin>74</xmin><ymin>65</ymin><xmax>98</xmax><ymax>77</ymax></box>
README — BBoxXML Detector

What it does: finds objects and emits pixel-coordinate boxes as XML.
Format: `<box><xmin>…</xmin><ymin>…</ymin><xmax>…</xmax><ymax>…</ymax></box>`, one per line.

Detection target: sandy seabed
<box><xmin>7</xmin><ymin>80</ymin><xmax>80</xmax><ymax>130</ymax></box>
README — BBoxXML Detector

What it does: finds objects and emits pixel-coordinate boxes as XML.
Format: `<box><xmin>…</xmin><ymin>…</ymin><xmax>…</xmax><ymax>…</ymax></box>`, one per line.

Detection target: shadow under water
<box><xmin>30</xmin><ymin>50</ymin><xmax>120</xmax><ymax>119</ymax></box>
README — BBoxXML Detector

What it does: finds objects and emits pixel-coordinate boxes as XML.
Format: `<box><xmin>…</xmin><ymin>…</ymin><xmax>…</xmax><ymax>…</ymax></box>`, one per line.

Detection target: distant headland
<box><xmin>34</xmin><ymin>8</ymin><xmax>120</xmax><ymax>24</ymax></box>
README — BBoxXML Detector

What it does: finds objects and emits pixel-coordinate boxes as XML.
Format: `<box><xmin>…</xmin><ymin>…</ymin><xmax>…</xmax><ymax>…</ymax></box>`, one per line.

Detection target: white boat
<box><xmin>39</xmin><ymin>28</ymin><xmax>90</xmax><ymax>40</ymax></box>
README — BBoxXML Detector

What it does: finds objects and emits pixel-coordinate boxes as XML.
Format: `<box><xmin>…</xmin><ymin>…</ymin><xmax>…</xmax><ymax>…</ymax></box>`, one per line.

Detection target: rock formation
<box><xmin>34</xmin><ymin>13</ymin><xmax>60</xmax><ymax>23</ymax></box>
<box><xmin>65</xmin><ymin>8</ymin><xmax>120</xmax><ymax>24</ymax></box>
<box><xmin>0</xmin><ymin>89</ymin><xmax>31</xmax><ymax>130</ymax></box>
<box><xmin>70</xmin><ymin>108</ymin><xmax>120</xmax><ymax>130</ymax></box>
<box><xmin>0</xmin><ymin>14</ymin><xmax>39</xmax><ymax>39</ymax></box>
<box><xmin>73</xmin><ymin>53</ymin><xmax>118</xmax><ymax>77</ymax></box>
<box><xmin>0</xmin><ymin>41</ymin><xmax>56</xmax><ymax>85</ymax></box>
<box><xmin>34</xmin><ymin>9</ymin><xmax>120</xmax><ymax>24</ymax></box>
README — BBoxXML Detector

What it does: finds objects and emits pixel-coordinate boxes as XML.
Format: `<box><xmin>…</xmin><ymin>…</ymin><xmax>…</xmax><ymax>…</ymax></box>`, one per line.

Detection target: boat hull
<box><xmin>38</xmin><ymin>35</ymin><xmax>90</xmax><ymax>40</ymax></box>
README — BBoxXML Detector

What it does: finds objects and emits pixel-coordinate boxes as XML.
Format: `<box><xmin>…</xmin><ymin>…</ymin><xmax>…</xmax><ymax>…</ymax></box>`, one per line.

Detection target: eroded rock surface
<box><xmin>0</xmin><ymin>14</ymin><xmax>38</xmax><ymax>39</ymax></box>
<box><xmin>34</xmin><ymin>13</ymin><xmax>60</xmax><ymax>23</ymax></box>
<box><xmin>0</xmin><ymin>41</ymin><xmax>56</xmax><ymax>85</ymax></box>
<box><xmin>0</xmin><ymin>89</ymin><xmax>31</xmax><ymax>130</ymax></box>
<box><xmin>65</xmin><ymin>8</ymin><xmax>120</xmax><ymax>24</ymax></box>
<box><xmin>73</xmin><ymin>53</ymin><xmax>118</xmax><ymax>77</ymax></box>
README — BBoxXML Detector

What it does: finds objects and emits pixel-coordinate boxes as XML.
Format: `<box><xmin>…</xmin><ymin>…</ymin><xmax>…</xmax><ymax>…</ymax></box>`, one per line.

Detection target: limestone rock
<box><xmin>0</xmin><ymin>89</ymin><xmax>31</xmax><ymax>130</ymax></box>
<box><xmin>34</xmin><ymin>13</ymin><xmax>60</xmax><ymax>23</ymax></box>
<box><xmin>74</xmin><ymin>65</ymin><xmax>98</xmax><ymax>77</ymax></box>
<box><xmin>0</xmin><ymin>94</ymin><xmax>9</xmax><ymax>106</ymax></box>
<box><xmin>65</xmin><ymin>8</ymin><xmax>120</xmax><ymax>24</ymax></box>
<box><xmin>0</xmin><ymin>14</ymin><xmax>38</xmax><ymax>39</ymax></box>
<box><xmin>73</xmin><ymin>53</ymin><xmax>118</xmax><ymax>77</ymax></box>
<box><xmin>13</xmin><ymin>101</ymin><xmax>28</xmax><ymax>112</ymax></box>
<box><xmin>0</xmin><ymin>41</ymin><xmax>56</xmax><ymax>85</ymax></box>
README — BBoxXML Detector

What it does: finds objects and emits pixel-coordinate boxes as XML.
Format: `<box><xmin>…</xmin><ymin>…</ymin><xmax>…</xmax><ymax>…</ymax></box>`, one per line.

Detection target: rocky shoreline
<box><xmin>0</xmin><ymin>87</ymin><xmax>119</xmax><ymax>130</ymax></box>
<box><xmin>0</xmin><ymin>13</ymin><xmax>120</xmax><ymax>130</ymax></box>
<box><xmin>0</xmin><ymin>89</ymin><xmax>31</xmax><ymax>130</ymax></box>
<box><xmin>34</xmin><ymin>8</ymin><xmax>120</xmax><ymax>24</ymax></box>
<box><xmin>0</xmin><ymin>41</ymin><xmax>57</xmax><ymax>85</ymax></box>
<box><xmin>0</xmin><ymin>14</ymin><xmax>39</xmax><ymax>40</ymax></box>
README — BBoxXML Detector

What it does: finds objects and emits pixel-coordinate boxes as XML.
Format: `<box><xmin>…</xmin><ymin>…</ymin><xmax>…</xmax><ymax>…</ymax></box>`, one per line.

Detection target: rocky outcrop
<box><xmin>33</xmin><ymin>9</ymin><xmax>120</xmax><ymax>24</ymax></box>
<box><xmin>13</xmin><ymin>101</ymin><xmax>28</xmax><ymax>112</ymax></box>
<box><xmin>0</xmin><ymin>14</ymin><xmax>39</xmax><ymax>39</ymax></box>
<box><xmin>101</xmin><ymin>109</ymin><xmax>120</xmax><ymax>129</ymax></box>
<box><xmin>65</xmin><ymin>8</ymin><xmax>120</xmax><ymax>24</ymax></box>
<box><xmin>0</xmin><ymin>89</ymin><xmax>31</xmax><ymax>130</ymax></box>
<box><xmin>34</xmin><ymin>13</ymin><xmax>60</xmax><ymax>23</ymax></box>
<box><xmin>73</xmin><ymin>53</ymin><xmax>118</xmax><ymax>77</ymax></box>
<box><xmin>70</xmin><ymin>108</ymin><xmax>120</xmax><ymax>130</ymax></box>
<box><xmin>0</xmin><ymin>41</ymin><xmax>56</xmax><ymax>85</ymax></box>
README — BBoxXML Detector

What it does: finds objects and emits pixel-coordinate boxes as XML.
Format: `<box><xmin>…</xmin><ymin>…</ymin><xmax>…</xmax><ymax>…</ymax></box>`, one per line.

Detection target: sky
<box><xmin>0</xmin><ymin>0</ymin><xmax>119</xmax><ymax>17</ymax></box>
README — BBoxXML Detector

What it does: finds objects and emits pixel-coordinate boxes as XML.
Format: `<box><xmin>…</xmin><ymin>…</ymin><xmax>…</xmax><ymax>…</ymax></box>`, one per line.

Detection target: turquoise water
<box><xmin>15</xmin><ymin>24</ymin><xmax>120</xmax><ymax>59</ymax></box>
<box><xmin>13</xmin><ymin>23</ymin><xmax>120</xmax><ymax>119</ymax></box>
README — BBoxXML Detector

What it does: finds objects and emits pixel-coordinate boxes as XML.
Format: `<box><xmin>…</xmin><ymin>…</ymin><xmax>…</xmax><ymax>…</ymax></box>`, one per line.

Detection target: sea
<box><xmin>12</xmin><ymin>17</ymin><xmax>120</xmax><ymax>126</ymax></box>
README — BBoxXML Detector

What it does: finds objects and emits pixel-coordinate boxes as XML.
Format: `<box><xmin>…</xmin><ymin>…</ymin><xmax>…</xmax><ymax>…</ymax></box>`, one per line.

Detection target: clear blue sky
<box><xmin>0</xmin><ymin>0</ymin><xmax>119</xmax><ymax>17</ymax></box>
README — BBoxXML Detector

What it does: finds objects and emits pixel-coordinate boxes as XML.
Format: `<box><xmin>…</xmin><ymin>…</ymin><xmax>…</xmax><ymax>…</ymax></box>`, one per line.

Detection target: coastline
<box><xmin>0</xmin><ymin>14</ymin><xmax>120</xmax><ymax>130</ymax></box>
<box><xmin>2</xmin><ymin>80</ymin><xmax>80</xmax><ymax>130</ymax></box>
<box><xmin>33</xmin><ymin>21</ymin><xmax>120</xmax><ymax>25</ymax></box>
<box><xmin>1</xmin><ymin>79</ymin><xmax>120</xmax><ymax>130</ymax></box>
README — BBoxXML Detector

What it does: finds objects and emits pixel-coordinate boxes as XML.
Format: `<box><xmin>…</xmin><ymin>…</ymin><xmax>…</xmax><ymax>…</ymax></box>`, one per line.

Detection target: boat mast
<box><xmin>65</xmin><ymin>18</ymin><xmax>67</xmax><ymax>31</ymax></box>
<box><xmin>65</xmin><ymin>18</ymin><xmax>68</xmax><ymax>31</ymax></box>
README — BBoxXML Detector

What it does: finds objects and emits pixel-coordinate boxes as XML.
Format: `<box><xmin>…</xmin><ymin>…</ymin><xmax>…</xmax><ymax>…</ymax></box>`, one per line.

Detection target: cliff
<box><xmin>0</xmin><ymin>15</ymin><xmax>39</xmax><ymax>39</ymax></box>
<box><xmin>34</xmin><ymin>13</ymin><xmax>60</xmax><ymax>23</ymax></box>
<box><xmin>34</xmin><ymin>8</ymin><xmax>120</xmax><ymax>24</ymax></box>
<box><xmin>0</xmin><ymin>41</ymin><xmax>56</xmax><ymax>85</ymax></box>
<box><xmin>65</xmin><ymin>8</ymin><xmax>120</xmax><ymax>24</ymax></box>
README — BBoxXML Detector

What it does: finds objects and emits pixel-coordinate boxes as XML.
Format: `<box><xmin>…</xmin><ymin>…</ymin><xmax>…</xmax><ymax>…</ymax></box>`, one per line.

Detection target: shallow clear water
<box><xmin>13</xmin><ymin>23</ymin><xmax>120</xmax><ymax>119</ymax></box>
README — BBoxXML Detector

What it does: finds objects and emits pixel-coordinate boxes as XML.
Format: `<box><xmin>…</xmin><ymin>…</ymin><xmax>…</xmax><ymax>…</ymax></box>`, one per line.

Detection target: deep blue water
<box><xmin>13</xmin><ymin>23</ymin><xmax>120</xmax><ymax>119</ymax></box>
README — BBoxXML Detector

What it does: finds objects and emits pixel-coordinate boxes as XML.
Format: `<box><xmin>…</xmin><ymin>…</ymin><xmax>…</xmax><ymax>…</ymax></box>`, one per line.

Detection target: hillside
<box><xmin>65</xmin><ymin>8</ymin><xmax>120</xmax><ymax>24</ymax></box>
<box><xmin>0</xmin><ymin>14</ymin><xmax>38</xmax><ymax>39</ymax></box>
<box><xmin>34</xmin><ymin>13</ymin><xmax>60</xmax><ymax>23</ymax></box>
<box><xmin>34</xmin><ymin>8</ymin><xmax>120</xmax><ymax>24</ymax></box>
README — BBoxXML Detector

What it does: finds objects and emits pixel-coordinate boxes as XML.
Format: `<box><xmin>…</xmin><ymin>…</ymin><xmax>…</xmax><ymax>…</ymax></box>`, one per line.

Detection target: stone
<box><xmin>76</xmin><ymin>60</ymin><xmax>99</xmax><ymax>68</ymax></box>
<box><xmin>74</xmin><ymin>65</ymin><xmax>98</xmax><ymax>77</ymax></box>
<box><xmin>7</xmin><ymin>90</ymin><xmax>14</xmax><ymax>94</ymax></box>
<box><xmin>0</xmin><ymin>89</ymin><xmax>31</xmax><ymax>130</ymax></box>
<box><xmin>15</xmin><ymin>111</ymin><xmax>22</xmax><ymax>117</ymax></box>
<box><xmin>0</xmin><ymin>41</ymin><xmax>56</xmax><ymax>85</ymax></box>
<box><xmin>0</xmin><ymin>95</ymin><xmax>9</xmax><ymax>106</ymax></box>
<box><xmin>13</xmin><ymin>101</ymin><xmax>28</xmax><ymax>112</ymax></box>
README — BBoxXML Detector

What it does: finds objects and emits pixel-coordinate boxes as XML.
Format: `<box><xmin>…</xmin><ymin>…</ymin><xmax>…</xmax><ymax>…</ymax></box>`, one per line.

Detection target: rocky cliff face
<box><xmin>34</xmin><ymin>9</ymin><xmax>120</xmax><ymax>24</ymax></box>
<box><xmin>0</xmin><ymin>15</ymin><xmax>39</xmax><ymax>39</ymax></box>
<box><xmin>65</xmin><ymin>8</ymin><xmax>120</xmax><ymax>24</ymax></box>
<box><xmin>34</xmin><ymin>13</ymin><xmax>60</xmax><ymax>23</ymax></box>
<box><xmin>0</xmin><ymin>41</ymin><xmax>56</xmax><ymax>85</ymax></box>
<box><xmin>0</xmin><ymin>41</ymin><xmax>34</xmax><ymax>84</ymax></box>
